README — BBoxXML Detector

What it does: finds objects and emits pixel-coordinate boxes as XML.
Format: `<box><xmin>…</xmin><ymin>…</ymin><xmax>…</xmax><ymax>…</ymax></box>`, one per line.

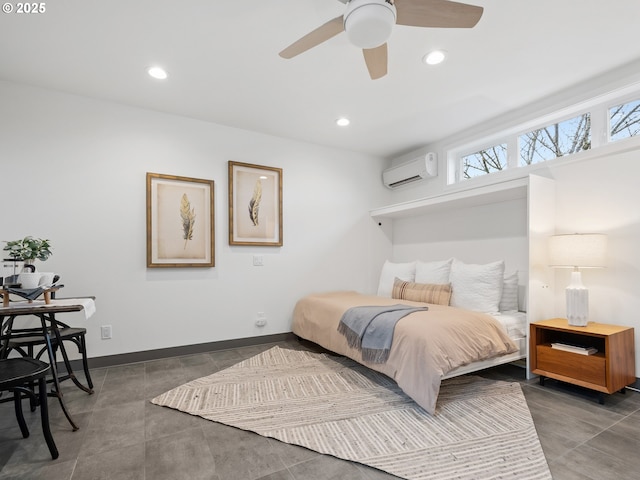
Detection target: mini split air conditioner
<box><xmin>382</xmin><ymin>152</ymin><xmax>437</xmax><ymax>189</ymax></box>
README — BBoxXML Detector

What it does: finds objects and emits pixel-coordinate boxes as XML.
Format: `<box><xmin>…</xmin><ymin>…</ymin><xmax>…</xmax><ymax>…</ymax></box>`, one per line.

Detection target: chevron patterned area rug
<box><xmin>151</xmin><ymin>346</ymin><xmax>552</xmax><ymax>480</ymax></box>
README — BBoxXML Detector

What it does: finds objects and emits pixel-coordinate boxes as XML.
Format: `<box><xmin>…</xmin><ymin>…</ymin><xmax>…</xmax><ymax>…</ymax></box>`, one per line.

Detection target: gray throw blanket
<box><xmin>3</xmin><ymin>287</ymin><xmax>45</xmax><ymax>301</ymax></box>
<box><xmin>337</xmin><ymin>304</ymin><xmax>428</xmax><ymax>364</ymax></box>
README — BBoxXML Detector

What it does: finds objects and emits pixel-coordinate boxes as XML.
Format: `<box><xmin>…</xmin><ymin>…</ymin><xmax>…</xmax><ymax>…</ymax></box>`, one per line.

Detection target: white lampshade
<box><xmin>549</xmin><ymin>233</ymin><xmax>607</xmax><ymax>268</ymax></box>
<box><xmin>344</xmin><ymin>0</ymin><xmax>397</xmax><ymax>49</ymax></box>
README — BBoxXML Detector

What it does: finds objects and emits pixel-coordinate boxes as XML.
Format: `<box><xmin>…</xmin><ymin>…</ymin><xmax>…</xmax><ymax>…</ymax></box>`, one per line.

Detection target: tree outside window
<box><xmin>519</xmin><ymin>113</ymin><xmax>591</xmax><ymax>166</ymax></box>
<box><xmin>461</xmin><ymin>144</ymin><xmax>507</xmax><ymax>179</ymax></box>
<box><xmin>610</xmin><ymin>99</ymin><xmax>640</xmax><ymax>142</ymax></box>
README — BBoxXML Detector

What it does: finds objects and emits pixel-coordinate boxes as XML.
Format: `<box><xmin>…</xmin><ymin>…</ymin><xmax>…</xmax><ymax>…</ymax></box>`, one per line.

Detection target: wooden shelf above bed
<box><xmin>369</xmin><ymin>177</ymin><xmax>529</xmax><ymax>219</ymax></box>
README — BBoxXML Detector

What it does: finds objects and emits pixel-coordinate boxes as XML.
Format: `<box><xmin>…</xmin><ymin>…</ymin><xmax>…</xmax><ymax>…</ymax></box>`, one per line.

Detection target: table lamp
<box><xmin>549</xmin><ymin>233</ymin><xmax>607</xmax><ymax>326</ymax></box>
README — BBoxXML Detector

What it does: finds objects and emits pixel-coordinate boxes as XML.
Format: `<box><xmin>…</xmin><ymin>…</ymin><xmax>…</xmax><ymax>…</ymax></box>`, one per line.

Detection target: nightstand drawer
<box><xmin>536</xmin><ymin>345</ymin><xmax>606</xmax><ymax>386</ymax></box>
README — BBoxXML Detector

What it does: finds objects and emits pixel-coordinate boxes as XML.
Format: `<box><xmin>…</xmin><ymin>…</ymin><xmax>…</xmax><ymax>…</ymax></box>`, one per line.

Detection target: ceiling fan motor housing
<box><xmin>344</xmin><ymin>0</ymin><xmax>397</xmax><ymax>49</ymax></box>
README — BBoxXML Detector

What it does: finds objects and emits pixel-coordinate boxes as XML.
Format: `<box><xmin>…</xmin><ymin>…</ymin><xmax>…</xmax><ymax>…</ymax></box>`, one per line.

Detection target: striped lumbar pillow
<box><xmin>392</xmin><ymin>278</ymin><xmax>452</xmax><ymax>305</ymax></box>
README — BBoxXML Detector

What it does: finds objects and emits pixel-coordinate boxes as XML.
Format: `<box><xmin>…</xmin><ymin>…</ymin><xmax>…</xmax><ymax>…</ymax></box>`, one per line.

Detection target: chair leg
<box><xmin>13</xmin><ymin>389</ymin><xmax>30</xmax><ymax>438</ymax></box>
<box><xmin>39</xmin><ymin>324</ymin><xmax>79</xmax><ymax>432</ymax></box>
<box><xmin>38</xmin><ymin>376</ymin><xmax>59</xmax><ymax>460</ymax></box>
<box><xmin>78</xmin><ymin>335</ymin><xmax>94</xmax><ymax>390</ymax></box>
<box><xmin>28</xmin><ymin>344</ymin><xmax>37</xmax><ymax>412</ymax></box>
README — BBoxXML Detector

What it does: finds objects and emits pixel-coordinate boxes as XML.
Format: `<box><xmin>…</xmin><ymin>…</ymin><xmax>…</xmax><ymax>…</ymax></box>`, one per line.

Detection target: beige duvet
<box><xmin>292</xmin><ymin>291</ymin><xmax>518</xmax><ymax>414</ymax></box>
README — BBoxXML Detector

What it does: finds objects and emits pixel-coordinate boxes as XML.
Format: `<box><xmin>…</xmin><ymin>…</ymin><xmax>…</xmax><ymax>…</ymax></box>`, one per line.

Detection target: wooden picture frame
<box><xmin>146</xmin><ymin>172</ymin><xmax>215</xmax><ymax>267</ymax></box>
<box><xmin>228</xmin><ymin>161</ymin><xmax>282</xmax><ymax>246</ymax></box>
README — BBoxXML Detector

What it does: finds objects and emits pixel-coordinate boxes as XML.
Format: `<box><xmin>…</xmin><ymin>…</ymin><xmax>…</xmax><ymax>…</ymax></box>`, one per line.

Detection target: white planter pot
<box><xmin>18</xmin><ymin>272</ymin><xmax>41</xmax><ymax>289</ymax></box>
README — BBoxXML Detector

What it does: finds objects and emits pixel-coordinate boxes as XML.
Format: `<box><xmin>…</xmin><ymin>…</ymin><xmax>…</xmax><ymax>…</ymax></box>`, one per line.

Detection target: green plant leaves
<box><xmin>2</xmin><ymin>236</ymin><xmax>52</xmax><ymax>261</ymax></box>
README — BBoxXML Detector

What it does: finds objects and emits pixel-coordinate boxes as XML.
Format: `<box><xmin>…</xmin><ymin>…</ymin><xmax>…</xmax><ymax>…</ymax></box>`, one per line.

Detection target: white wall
<box><xmin>391</xmin><ymin>198</ymin><xmax>528</xmax><ymax>278</ymax></box>
<box><xmin>0</xmin><ymin>81</ymin><xmax>390</xmax><ymax>359</ymax></box>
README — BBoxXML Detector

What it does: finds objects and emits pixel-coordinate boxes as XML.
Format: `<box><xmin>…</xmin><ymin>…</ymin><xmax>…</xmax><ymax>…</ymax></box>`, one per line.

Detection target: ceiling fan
<box><xmin>279</xmin><ymin>0</ymin><xmax>483</xmax><ymax>80</ymax></box>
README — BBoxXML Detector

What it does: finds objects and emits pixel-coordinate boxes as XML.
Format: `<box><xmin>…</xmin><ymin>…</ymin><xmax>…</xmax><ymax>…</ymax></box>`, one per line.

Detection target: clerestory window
<box><xmin>450</xmin><ymin>94</ymin><xmax>640</xmax><ymax>184</ymax></box>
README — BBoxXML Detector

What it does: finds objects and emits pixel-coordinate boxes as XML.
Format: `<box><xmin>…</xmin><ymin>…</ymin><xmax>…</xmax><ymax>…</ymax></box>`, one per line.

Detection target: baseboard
<box><xmin>63</xmin><ymin>332</ymin><xmax>296</xmax><ymax>371</ymax></box>
<box><xmin>625</xmin><ymin>378</ymin><xmax>640</xmax><ymax>393</ymax></box>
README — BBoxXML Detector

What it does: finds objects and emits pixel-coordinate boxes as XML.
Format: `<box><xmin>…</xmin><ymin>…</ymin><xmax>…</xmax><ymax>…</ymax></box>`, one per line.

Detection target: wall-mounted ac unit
<box><xmin>382</xmin><ymin>152</ymin><xmax>437</xmax><ymax>189</ymax></box>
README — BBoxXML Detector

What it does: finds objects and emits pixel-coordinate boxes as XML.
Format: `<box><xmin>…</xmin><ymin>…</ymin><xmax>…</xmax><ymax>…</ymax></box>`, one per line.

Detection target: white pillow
<box><xmin>415</xmin><ymin>258</ymin><xmax>453</xmax><ymax>284</ymax></box>
<box><xmin>499</xmin><ymin>271</ymin><xmax>519</xmax><ymax>312</ymax></box>
<box><xmin>377</xmin><ymin>260</ymin><xmax>416</xmax><ymax>298</ymax></box>
<box><xmin>449</xmin><ymin>259</ymin><xmax>505</xmax><ymax>313</ymax></box>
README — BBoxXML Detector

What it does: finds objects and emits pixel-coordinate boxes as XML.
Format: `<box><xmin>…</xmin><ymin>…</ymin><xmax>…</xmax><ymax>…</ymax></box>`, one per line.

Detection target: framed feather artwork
<box><xmin>228</xmin><ymin>161</ymin><xmax>282</xmax><ymax>246</ymax></box>
<box><xmin>146</xmin><ymin>172</ymin><xmax>215</xmax><ymax>267</ymax></box>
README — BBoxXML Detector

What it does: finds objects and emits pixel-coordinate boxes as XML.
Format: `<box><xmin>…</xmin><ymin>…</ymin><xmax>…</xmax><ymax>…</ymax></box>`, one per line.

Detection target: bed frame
<box><xmin>442</xmin><ymin>336</ymin><xmax>526</xmax><ymax>379</ymax></box>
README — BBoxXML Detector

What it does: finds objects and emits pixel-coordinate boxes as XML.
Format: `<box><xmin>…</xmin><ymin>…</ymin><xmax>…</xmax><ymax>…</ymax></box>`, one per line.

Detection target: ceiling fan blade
<box><xmin>395</xmin><ymin>0</ymin><xmax>483</xmax><ymax>28</ymax></box>
<box><xmin>363</xmin><ymin>44</ymin><xmax>388</xmax><ymax>80</ymax></box>
<box><xmin>279</xmin><ymin>16</ymin><xmax>345</xmax><ymax>59</ymax></box>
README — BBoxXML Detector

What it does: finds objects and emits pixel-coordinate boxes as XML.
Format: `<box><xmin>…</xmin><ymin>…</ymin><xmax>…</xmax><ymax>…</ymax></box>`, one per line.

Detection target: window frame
<box><xmin>446</xmin><ymin>86</ymin><xmax>640</xmax><ymax>186</ymax></box>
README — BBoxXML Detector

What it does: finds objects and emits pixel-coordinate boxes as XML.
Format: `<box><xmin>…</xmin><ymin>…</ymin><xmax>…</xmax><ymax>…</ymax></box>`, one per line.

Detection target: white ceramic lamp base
<box><xmin>566</xmin><ymin>271</ymin><xmax>589</xmax><ymax>326</ymax></box>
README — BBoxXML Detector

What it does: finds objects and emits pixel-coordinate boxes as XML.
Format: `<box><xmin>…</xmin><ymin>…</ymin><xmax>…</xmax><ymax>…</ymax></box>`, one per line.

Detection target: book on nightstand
<box><xmin>551</xmin><ymin>342</ymin><xmax>598</xmax><ymax>355</ymax></box>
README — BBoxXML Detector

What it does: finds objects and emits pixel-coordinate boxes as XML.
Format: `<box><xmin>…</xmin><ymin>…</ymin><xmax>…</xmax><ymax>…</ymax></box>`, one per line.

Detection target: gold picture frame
<box><xmin>228</xmin><ymin>161</ymin><xmax>283</xmax><ymax>246</ymax></box>
<box><xmin>146</xmin><ymin>172</ymin><xmax>215</xmax><ymax>267</ymax></box>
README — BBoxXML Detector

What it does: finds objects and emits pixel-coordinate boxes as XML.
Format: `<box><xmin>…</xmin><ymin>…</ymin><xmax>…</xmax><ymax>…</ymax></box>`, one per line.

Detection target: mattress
<box><xmin>492</xmin><ymin>311</ymin><xmax>527</xmax><ymax>340</ymax></box>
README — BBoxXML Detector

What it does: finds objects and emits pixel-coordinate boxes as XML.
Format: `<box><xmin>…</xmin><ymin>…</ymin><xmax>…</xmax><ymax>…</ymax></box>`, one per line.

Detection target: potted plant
<box><xmin>2</xmin><ymin>237</ymin><xmax>53</xmax><ymax>288</ymax></box>
<box><xmin>3</xmin><ymin>236</ymin><xmax>53</xmax><ymax>264</ymax></box>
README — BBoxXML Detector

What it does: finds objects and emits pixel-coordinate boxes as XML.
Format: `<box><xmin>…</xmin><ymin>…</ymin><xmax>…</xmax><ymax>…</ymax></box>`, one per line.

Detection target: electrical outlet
<box><xmin>101</xmin><ymin>325</ymin><xmax>112</xmax><ymax>340</ymax></box>
<box><xmin>256</xmin><ymin>312</ymin><xmax>267</xmax><ymax>327</ymax></box>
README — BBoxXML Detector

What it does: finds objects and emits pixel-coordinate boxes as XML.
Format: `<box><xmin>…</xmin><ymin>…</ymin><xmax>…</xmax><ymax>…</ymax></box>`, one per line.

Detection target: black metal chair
<box><xmin>1</xmin><ymin>284</ymin><xmax>94</xmax><ymax>393</ymax></box>
<box><xmin>7</xmin><ymin>320</ymin><xmax>94</xmax><ymax>392</ymax></box>
<box><xmin>0</xmin><ymin>357</ymin><xmax>59</xmax><ymax>459</ymax></box>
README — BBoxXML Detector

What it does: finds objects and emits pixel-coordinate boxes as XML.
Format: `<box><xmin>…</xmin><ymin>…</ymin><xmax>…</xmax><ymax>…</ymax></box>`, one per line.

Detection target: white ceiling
<box><xmin>2</xmin><ymin>0</ymin><xmax>640</xmax><ymax>158</ymax></box>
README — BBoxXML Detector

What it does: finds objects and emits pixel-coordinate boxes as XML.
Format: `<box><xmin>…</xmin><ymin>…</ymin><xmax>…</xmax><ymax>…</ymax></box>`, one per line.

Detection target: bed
<box><xmin>291</xmin><ymin>258</ymin><xmax>527</xmax><ymax>414</ymax></box>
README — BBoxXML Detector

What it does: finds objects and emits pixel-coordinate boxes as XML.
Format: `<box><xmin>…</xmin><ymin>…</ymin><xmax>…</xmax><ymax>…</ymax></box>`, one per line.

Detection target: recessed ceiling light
<box><xmin>147</xmin><ymin>66</ymin><xmax>168</xmax><ymax>80</ymax></box>
<box><xmin>423</xmin><ymin>50</ymin><xmax>446</xmax><ymax>65</ymax></box>
<box><xmin>336</xmin><ymin>117</ymin><xmax>350</xmax><ymax>127</ymax></box>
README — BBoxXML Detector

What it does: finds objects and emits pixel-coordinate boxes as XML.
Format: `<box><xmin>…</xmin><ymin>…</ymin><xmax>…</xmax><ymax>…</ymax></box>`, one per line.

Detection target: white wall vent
<box><xmin>382</xmin><ymin>152</ymin><xmax>437</xmax><ymax>189</ymax></box>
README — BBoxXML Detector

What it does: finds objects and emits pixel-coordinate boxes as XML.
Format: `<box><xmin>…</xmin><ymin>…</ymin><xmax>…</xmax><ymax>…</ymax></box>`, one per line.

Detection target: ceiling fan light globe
<box><xmin>344</xmin><ymin>0</ymin><xmax>396</xmax><ymax>49</ymax></box>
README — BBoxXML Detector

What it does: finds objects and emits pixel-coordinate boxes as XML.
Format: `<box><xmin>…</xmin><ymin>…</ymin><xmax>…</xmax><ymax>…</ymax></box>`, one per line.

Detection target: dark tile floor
<box><xmin>1</xmin><ymin>339</ymin><xmax>639</xmax><ymax>480</ymax></box>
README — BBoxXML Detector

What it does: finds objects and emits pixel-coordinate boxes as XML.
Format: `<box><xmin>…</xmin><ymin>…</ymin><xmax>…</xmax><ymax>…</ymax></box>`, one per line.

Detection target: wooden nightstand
<box><xmin>530</xmin><ymin>318</ymin><xmax>636</xmax><ymax>403</ymax></box>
